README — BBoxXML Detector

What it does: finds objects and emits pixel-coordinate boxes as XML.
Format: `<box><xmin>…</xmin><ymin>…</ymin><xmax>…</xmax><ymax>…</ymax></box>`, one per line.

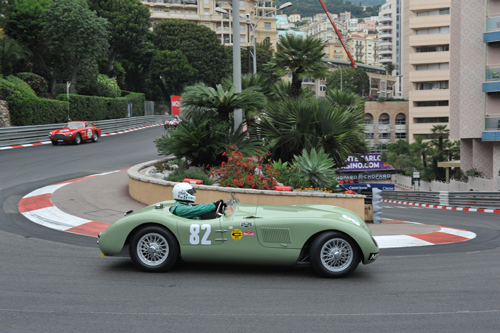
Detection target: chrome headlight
<box><xmin>68</xmin><ymin>133</ymin><xmax>73</xmax><ymax>137</ymax></box>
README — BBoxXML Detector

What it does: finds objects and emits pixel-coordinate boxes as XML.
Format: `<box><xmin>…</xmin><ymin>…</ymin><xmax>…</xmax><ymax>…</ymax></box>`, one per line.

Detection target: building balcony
<box><xmin>482</xmin><ymin>117</ymin><xmax>500</xmax><ymax>141</ymax></box>
<box><xmin>409</xmin><ymin>15</ymin><xmax>451</xmax><ymax>30</ymax></box>
<box><xmin>379</xmin><ymin>24</ymin><xmax>392</xmax><ymax>31</ymax></box>
<box><xmin>379</xmin><ymin>47</ymin><xmax>393</xmax><ymax>55</ymax></box>
<box><xmin>410</xmin><ymin>69</ymin><xmax>450</xmax><ymax>82</ymax></box>
<box><xmin>379</xmin><ymin>15</ymin><xmax>392</xmax><ymax>23</ymax></box>
<box><xmin>484</xmin><ymin>17</ymin><xmax>500</xmax><ymax>43</ymax></box>
<box><xmin>409</xmin><ymin>51</ymin><xmax>450</xmax><ymax>65</ymax></box>
<box><xmin>483</xmin><ymin>68</ymin><xmax>500</xmax><ymax>93</ymax></box>
<box><xmin>410</xmin><ymin>33</ymin><xmax>450</xmax><ymax>47</ymax></box>
<box><xmin>409</xmin><ymin>0</ymin><xmax>451</xmax><ymax>12</ymax></box>
<box><xmin>409</xmin><ymin>106</ymin><xmax>450</xmax><ymax>117</ymax></box>
<box><xmin>409</xmin><ymin>89</ymin><xmax>450</xmax><ymax>102</ymax></box>
<box><xmin>395</xmin><ymin>124</ymin><xmax>407</xmax><ymax>133</ymax></box>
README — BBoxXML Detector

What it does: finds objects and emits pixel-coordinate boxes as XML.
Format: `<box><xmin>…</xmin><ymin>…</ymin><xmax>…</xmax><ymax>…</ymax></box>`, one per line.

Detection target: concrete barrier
<box><xmin>128</xmin><ymin>159</ymin><xmax>367</xmax><ymax>219</ymax></box>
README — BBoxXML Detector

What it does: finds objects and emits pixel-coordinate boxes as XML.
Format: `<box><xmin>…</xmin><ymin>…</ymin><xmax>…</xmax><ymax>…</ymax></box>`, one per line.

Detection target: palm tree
<box><xmin>180</xmin><ymin>83</ymin><xmax>266</xmax><ymax>126</ymax></box>
<box><xmin>265</xmin><ymin>35</ymin><xmax>329</xmax><ymax>98</ymax></box>
<box><xmin>255</xmin><ymin>96</ymin><xmax>369</xmax><ymax>165</ymax></box>
<box><xmin>431</xmin><ymin>124</ymin><xmax>450</xmax><ymax>155</ymax></box>
<box><xmin>384</xmin><ymin>62</ymin><xmax>396</xmax><ymax>76</ymax></box>
<box><xmin>326</xmin><ymin>88</ymin><xmax>364</xmax><ymax>110</ymax></box>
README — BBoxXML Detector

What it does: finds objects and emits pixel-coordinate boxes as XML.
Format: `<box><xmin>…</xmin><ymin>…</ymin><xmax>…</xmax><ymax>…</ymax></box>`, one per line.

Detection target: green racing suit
<box><xmin>170</xmin><ymin>201</ymin><xmax>216</xmax><ymax>220</ymax></box>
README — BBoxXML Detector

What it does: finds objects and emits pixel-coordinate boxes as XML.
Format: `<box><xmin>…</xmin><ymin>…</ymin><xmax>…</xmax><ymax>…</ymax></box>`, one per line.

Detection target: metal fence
<box><xmin>0</xmin><ymin>115</ymin><xmax>170</xmax><ymax>148</ymax></box>
<box><xmin>382</xmin><ymin>190</ymin><xmax>500</xmax><ymax>208</ymax></box>
<box><xmin>396</xmin><ymin>174</ymin><xmax>500</xmax><ymax>191</ymax></box>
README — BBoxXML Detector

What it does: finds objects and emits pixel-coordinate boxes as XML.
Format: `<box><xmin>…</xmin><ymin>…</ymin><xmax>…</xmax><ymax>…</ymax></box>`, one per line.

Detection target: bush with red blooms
<box><xmin>209</xmin><ymin>149</ymin><xmax>278</xmax><ymax>190</ymax></box>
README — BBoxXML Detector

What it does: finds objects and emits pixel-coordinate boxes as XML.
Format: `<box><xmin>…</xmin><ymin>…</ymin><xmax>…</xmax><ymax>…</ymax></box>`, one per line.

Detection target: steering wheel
<box><xmin>215</xmin><ymin>200</ymin><xmax>225</xmax><ymax>217</ymax></box>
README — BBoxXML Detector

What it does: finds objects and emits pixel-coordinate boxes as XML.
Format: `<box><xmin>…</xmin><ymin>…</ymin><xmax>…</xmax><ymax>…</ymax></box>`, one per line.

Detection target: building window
<box><xmin>204</xmin><ymin>0</ymin><xmax>209</xmax><ymax>4</ymax></box>
<box><xmin>366</xmin><ymin>133</ymin><xmax>375</xmax><ymax>139</ymax></box>
<box><xmin>417</xmin><ymin>81</ymin><xmax>449</xmax><ymax>90</ymax></box>
<box><xmin>204</xmin><ymin>23</ymin><xmax>210</xmax><ymax>28</ymax></box>
<box><xmin>264</xmin><ymin>22</ymin><xmax>272</xmax><ymax>30</ymax></box>
<box><xmin>320</xmin><ymin>85</ymin><xmax>326</xmax><ymax>92</ymax></box>
<box><xmin>414</xmin><ymin>117</ymin><xmax>449</xmax><ymax>123</ymax></box>
<box><xmin>416</xmin><ymin>45</ymin><xmax>449</xmax><ymax>52</ymax></box>
<box><xmin>380</xmin><ymin>133</ymin><xmax>391</xmax><ymax>139</ymax></box>
<box><xmin>416</xmin><ymin>101</ymin><xmax>449</xmax><ymax>107</ymax></box>
<box><xmin>415</xmin><ymin>27</ymin><xmax>450</xmax><ymax>35</ymax></box>
<box><xmin>395</xmin><ymin>133</ymin><xmax>407</xmax><ymax>139</ymax></box>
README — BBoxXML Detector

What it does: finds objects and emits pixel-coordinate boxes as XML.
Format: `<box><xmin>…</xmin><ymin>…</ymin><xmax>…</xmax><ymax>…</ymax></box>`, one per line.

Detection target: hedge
<box><xmin>0</xmin><ymin>75</ymin><xmax>145</xmax><ymax>126</ymax></box>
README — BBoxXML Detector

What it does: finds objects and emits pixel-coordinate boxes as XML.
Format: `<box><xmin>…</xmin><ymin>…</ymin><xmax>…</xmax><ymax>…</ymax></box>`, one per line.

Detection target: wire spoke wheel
<box><xmin>320</xmin><ymin>238</ymin><xmax>353</xmax><ymax>272</ymax></box>
<box><xmin>137</xmin><ymin>233</ymin><xmax>169</xmax><ymax>267</ymax></box>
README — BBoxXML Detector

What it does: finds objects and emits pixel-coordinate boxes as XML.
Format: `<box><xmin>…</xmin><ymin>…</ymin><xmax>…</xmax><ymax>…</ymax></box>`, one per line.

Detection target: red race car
<box><xmin>164</xmin><ymin>116</ymin><xmax>182</xmax><ymax>130</ymax></box>
<box><xmin>49</xmin><ymin>121</ymin><xmax>101</xmax><ymax>145</ymax></box>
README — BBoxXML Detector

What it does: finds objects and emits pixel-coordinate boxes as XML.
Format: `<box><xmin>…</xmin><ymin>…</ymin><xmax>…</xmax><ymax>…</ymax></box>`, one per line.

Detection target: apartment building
<box><xmin>346</xmin><ymin>33</ymin><xmax>379</xmax><ymax>66</ymax></box>
<box><xmin>402</xmin><ymin>0</ymin><xmax>451</xmax><ymax>143</ymax></box>
<box><xmin>449</xmin><ymin>0</ymin><xmax>500</xmax><ymax>179</ymax></box>
<box><xmin>141</xmin><ymin>0</ymin><xmax>280</xmax><ymax>48</ymax></box>
<box><xmin>378</xmin><ymin>0</ymin><xmax>402</xmax><ymax>75</ymax></box>
<box><xmin>288</xmin><ymin>13</ymin><xmax>301</xmax><ymax>23</ymax></box>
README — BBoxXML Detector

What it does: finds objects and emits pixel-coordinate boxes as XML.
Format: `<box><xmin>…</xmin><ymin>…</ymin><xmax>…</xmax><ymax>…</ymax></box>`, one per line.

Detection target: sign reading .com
<box><xmin>338</xmin><ymin>154</ymin><xmax>395</xmax><ymax>172</ymax></box>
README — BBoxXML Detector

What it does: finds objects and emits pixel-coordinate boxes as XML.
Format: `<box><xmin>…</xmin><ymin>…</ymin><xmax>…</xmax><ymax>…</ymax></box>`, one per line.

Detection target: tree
<box><xmin>265</xmin><ymin>35</ymin><xmax>329</xmax><ymax>98</ymax></box>
<box><xmin>0</xmin><ymin>35</ymin><xmax>29</xmax><ymax>76</ymax></box>
<box><xmin>151</xmin><ymin>20</ymin><xmax>231</xmax><ymax>88</ymax></box>
<box><xmin>256</xmin><ymin>96</ymin><xmax>369</xmax><ymax>164</ymax></box>
<box><xmin>384</xmin><ymin>62</ymin><xmax>396</xmax><ymax>76</ymax></box>
<box><xmin>87</xmin><ymin>0</ymin><xmax>151</xmax><ymax>75</ymax></box>
<box><xmin>326</xmin><ymin>67</ymin><xmax>370</xmax><ymax>96</ymax></box>
<box><xmin>180</xmin><ymin>83</ymin><xmax>266</xmax><ymax>125</ymax></box>
<box><xmin>149</xmin><ymin>50</ymin><xmax>197</xmax><ymax>101</ymax></box>
<box><xmin>41</xmin><ymin>0</ymin><xmax>110</xmax><ymax>94</ymax></box>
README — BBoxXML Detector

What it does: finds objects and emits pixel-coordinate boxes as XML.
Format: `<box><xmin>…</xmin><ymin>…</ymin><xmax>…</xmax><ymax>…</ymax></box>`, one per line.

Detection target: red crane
<box><xmin>318</xmin><ymin>0</ymin><xmax>357</xmax><ymax>68</ymax></box>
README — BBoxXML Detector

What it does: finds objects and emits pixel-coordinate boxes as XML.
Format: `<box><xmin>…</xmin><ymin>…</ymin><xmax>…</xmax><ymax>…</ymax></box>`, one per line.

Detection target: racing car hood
<box><xmin>51</xmin><ymin>128</ymin><xmax>76</xmax><ymax>134</ymax></box>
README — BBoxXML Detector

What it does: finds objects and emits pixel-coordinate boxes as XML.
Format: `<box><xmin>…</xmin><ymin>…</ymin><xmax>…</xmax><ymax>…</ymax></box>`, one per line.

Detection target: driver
<box><xmin>170</xmin><ymin>183</ymin><xmax>222</xmax><ymax>220</ymax></box>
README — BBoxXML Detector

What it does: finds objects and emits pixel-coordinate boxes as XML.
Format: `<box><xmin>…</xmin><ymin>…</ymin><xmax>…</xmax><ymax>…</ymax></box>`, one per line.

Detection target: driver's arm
<box><xmin>183</xmin><ymin>202</ymin><xmax>216</xmax><ymax>219</ymax></box>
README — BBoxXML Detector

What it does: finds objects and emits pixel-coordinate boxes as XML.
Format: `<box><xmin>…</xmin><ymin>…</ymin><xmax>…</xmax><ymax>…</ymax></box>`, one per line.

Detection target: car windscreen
<box><xmin>66</xmin><ymin>122</ymin><xmax>84</xmax><ymax>128</ymax></box>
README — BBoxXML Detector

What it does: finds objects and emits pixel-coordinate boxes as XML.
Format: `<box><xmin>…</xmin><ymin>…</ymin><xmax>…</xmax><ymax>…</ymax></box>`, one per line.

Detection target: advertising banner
<box><xmin>171</xmin><ymin>95</ymin><xmax>182</xmax><ymax>115</ymax></box>
<box><xmin>338</xmin><ymin>153</ymin><xmax>395</xmax><ymax>172</ymax></box>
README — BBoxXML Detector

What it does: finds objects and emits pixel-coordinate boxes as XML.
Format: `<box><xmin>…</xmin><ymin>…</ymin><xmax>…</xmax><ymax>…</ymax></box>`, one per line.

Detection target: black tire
<box><xmin>73</xmin><ymin>133</ymin><xmax>82</xmax><ymax>145</ymax></box>
<box><xmin>91</xmin><ymin>131</ymin><xmax>99</xmax><ymax>142</ymax></box>
<box><xmin>51</xmin><ymin>141</ymin><xmax>58</xmax><ymax>146</ymax></box>
<box><xmin>310</xmin><ymin>231</ymin><xmax>360</xmax><ymax>278</ymax></box>
<box><xmin>129</xmin><ymin>226</ymin><xmax>179</xmax><ymax>272</ymax></box>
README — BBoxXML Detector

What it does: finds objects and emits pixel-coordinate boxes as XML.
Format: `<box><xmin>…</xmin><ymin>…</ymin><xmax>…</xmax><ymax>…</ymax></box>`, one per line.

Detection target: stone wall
<box><xmin>0</xmin><ymin>100</ymin><xmax>11</xmax><ymax>127</ymax></box>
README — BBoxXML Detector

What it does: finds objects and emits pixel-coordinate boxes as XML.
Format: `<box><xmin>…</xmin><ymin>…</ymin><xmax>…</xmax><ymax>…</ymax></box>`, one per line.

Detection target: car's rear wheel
<box><xmin>129</xmin><ymin>226</ymin><xmax>179</xmax><ymax>272</ymax></box>
<box><xmin>73</xmin><ymin>133</ymin><xmax>81</xmax><ymax>145</ymax></box>
<box><xmin>310</xmin><ymin>231</ymin><xmax>360</xmax><ymax>278</ymax></box>
<box><xmin>91</xmin><ymin>131</ymin><xmax>99</xmax><ymax>142</ymax></box>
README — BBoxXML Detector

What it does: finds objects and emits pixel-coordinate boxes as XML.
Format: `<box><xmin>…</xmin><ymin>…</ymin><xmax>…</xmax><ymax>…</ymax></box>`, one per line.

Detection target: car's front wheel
<box><xmin>310</xmin><ymin>231</ymin><xmax>360</xmax><ymax>278</ymax></box>
<box><xmin>129</xmin><ymin>226</ymin><xmax>179</xmax><ymax>272</ymax></box>
<box><xmin>51</xmin><ymin>141</ymin><xmax>58</xmax><ymax>145</ymax></box>
<box><xmin>73</xmin><ymin>133</ymin><xmax>81</xmax><ymax>145</ymax></box>
<box><xmin>91</xmin><ymin>131</ymin><xmax>99</xmax><ymax>142</ymax></box>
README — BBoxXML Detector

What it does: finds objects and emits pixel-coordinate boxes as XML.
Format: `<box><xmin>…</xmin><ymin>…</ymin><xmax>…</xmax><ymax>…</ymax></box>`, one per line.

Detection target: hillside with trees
<box><xmin>274</xmin><ymin>0</ymin><xmax>381</xmax><ymax>19</ymax></box>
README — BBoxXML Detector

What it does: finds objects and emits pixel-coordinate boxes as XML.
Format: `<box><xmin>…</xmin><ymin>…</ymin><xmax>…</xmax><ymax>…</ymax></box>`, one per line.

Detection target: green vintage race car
<box><xmin>97</xmin><ymin>196</ymin><xmax>379</xmax><ymax>278</ymax></box>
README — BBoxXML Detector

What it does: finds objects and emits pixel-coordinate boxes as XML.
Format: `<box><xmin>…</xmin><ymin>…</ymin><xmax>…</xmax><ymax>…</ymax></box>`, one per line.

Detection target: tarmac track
<box><xmin>1</xmin><ymin>126</ymin><xmax>500</xmax><ymax>332</ymax></box>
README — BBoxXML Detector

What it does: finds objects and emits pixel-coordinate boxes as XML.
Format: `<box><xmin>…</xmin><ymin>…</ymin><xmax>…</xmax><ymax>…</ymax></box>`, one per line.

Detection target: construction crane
<box><xmin>318</xmin><ymin>0</ymin><xmax>357</xmax><ymax>68</ymax></box>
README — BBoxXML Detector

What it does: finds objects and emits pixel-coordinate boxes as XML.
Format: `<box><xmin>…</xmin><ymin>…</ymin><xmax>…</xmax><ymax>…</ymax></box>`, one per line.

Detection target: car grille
<box><xmin>53</xmin><ymin>134</ymin><xmax>67</xmax><ymax>140</ymax></box>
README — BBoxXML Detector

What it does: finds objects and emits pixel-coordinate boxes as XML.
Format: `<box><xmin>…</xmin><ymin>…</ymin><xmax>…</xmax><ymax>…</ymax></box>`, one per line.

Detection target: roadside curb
<box><xmin>383</xmin><ymin>199</ymin><xmax>500</xmax><ymax>214</ymax></box>
<box><xmin>0</xmin><ymin>123</ymin><xmax>163</xmax><ymax>150</ymax></box>
<box><xmin>18</xmin><ymin>171</ymin><xmax>477</xmax><ymax>249</ymax></box>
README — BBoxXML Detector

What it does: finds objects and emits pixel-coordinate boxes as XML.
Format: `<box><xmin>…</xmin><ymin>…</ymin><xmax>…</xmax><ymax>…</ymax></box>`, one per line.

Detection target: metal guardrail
<box><xmin>381</xmin><ymin>190</ymin><xmax>500</xmax><ymax>208</ymax></box>
<box><xmin>0</xmin><ymin>115</ymin><xmax>171</xmax><ymax>148</ymax></box>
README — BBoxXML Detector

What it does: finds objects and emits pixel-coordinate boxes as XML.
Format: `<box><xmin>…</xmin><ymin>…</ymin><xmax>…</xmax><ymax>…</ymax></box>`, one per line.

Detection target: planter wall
<box><xmin>128</xmin><ymin>160</ymin><xmax>367</xmax><ymax>219</ymax></box>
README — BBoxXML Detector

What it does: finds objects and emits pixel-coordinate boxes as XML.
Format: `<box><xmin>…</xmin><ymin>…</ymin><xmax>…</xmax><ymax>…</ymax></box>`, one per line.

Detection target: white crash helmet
<box><xmin>172</xmin><ymin>183</ymin><xmax>196</xmax><ymax>203</ymax></box>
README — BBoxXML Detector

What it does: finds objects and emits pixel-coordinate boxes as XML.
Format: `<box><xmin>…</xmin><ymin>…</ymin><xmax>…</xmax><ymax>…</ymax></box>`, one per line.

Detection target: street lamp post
<box><xmin>243</xmin><ymin>2</ymin><xmax>292</xmax><ymax>74</ymax></box>
<box><xmin>66</xmin><ymin>81</ymin><xmax>72</xmax><ymax>121</ymax></box>
<box><xmin>328</xmin><ymin>62</ymin><xmax>342</xmax><ymax>91</ymax></box>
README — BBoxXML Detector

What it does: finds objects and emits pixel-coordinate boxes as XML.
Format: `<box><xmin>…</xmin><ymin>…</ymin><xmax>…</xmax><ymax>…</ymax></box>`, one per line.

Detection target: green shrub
<box><xmin>97</xmin><ymin>74</ymin><xmax>121</xmax><ymax>98</ymax></box>
<box><xmin>292</xmin><ymin>148</ymin><xmax>338</xmax><ymax>189</ymax></box>
<box><xmin>15</xmin><ymin>73</ymin><xmax>49</xmax><ymax>98</ymax></box>
<box><xmin>271</xmin><ymin>159</ymin><xmax>308</xmax><ymax>189</ymax></box>
<box><xmin>165</xmin><ymin>169</ymin><xmax>214</xmax><ymax>185</ymax></box>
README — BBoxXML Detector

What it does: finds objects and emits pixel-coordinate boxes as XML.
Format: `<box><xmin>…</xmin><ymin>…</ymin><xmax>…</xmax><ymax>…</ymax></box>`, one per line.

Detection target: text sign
<box><xmin>171</xmin><ymin>95</ymin><xmax>182</xmax><ymax>115</ymax></box>
<box><xmin>338</xmin><ymin>154</ymin><xmax>395</xmax><ymax>172</ymax></box>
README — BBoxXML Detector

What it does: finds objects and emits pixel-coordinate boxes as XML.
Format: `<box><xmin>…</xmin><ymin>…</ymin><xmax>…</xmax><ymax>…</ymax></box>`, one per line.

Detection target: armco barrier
<box><xmin>382</xmin><ymin>190</ymin><xmax>500</xmax><ymax>208</ymax></box>
<box><xmin>0</xmin><ymin>115</ymin><xmax>170</xmax><ymax>148</ymax></box>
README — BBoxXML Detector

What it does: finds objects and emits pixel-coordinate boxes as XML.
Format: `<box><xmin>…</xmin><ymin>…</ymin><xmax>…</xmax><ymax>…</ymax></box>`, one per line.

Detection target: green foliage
<box><xmin>150</xmin><ymin>49</ymin><xmax>197</xmax><ymax>101</ymax></box>
<box><xmin>154</xmin><ymin>115</ymin><xmax>262</xmax><ymax>167</ymax></box>
<box><xmin>0</xmin><ymin>35</ymin><xmax>29</xmax><ymax>76</ymax></box>
<box><xmin>165</xmin><ymin>170</ymin><xmax>214</xmax><ymax>185</ymax></box>
<box><xmin>55</xmin><ymin>94</ymin><xmax>139</xmax><ymax>120</ymax></box>
<box><xmin>255</xmin><ymin>96</ymin><xmax>368</xmax><ymax>165</ymax></box>
<box><xmin>326</xmin><ymin>67</ymin><xmax>370</xmax><ymax>96</ymax></box>
<box><xmin>151</xmin><ymin>19</ymin><xmax>231</xmax><ymax>88</ymax></box>
<box><xmin>180</xmin><ymin>83</ymin><xmax>266</xmax><ymax>125</ymax></box>
<box><xmin>271</xmin><ymin>159</ymin><xmax>308</xmax><ymax>189</ymax></box>
<box><xmin>209</xmin><ymin>149</ymin><xmax>278</xmax><ymax>190</ymax></box>
<box><xmin>153</xmin><ymin>158</ymin><xmax>189</xmax><ymax>172</ymax></box>
<box><xmin>265</xmin><ymin>35</ymin><xmax>329</xmax><ymax>98</ymax></box>
<box><xmin>97</xmin><ymin>74</ymin><xmax>121</xmax><ymax>98</ymax></box>
<box><xmin>292</xmin><ymin>148</ymin><xmax>338</xmax><ymax>189</ymax></box>
<box><xmin>15</xmin><ymin>72</ymin><xmax>48</xmax><ymax>97</ymax></box>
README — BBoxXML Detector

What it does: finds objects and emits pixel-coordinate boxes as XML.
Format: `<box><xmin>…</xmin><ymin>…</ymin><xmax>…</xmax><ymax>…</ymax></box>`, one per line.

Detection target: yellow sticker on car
<box><xmin>231</xmin><ymin>229</ymin><xmax>243</xmax><ymax>241</ymax></box>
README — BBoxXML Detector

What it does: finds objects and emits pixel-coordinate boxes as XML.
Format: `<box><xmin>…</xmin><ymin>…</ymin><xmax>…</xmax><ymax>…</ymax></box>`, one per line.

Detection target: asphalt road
<box><xmin>1</xmin><ymin>127</ymin><xmax>500</xmax><ymax>332</ymax></box>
